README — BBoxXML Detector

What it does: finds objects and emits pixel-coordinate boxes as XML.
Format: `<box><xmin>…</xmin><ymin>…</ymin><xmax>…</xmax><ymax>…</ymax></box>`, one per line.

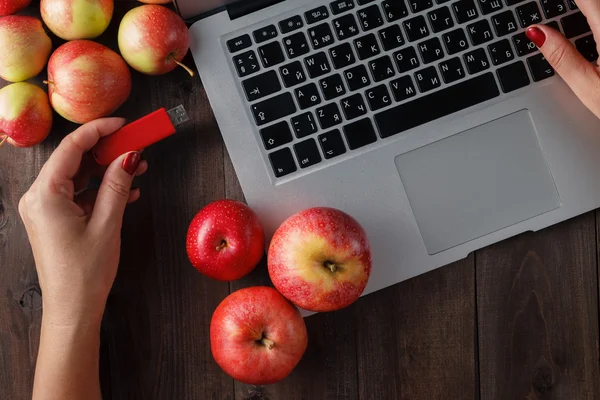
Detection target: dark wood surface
<box><xmin>1</xmin><ymin>2</ymin><xmax>599</xmax><ymax>399</ymax></box>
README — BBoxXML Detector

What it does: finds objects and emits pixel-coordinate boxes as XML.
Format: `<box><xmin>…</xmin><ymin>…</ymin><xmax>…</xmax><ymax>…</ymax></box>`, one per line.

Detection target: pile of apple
<box><xmin>0</xmin><ymin>0</ymin><xmax>192</xmax><ymax>148</ymax></box>
<box><xmin>186</xmin><ymin>200</ymin><xmax>372</xmax><ymax>385</ymax></box>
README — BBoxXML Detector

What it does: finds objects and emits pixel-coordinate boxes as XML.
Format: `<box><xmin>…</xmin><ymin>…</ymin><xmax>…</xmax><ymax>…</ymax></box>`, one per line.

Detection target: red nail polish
<box><xmin>526</xmin><ymin>27</ymin><xmax>546</xmax><ymax>47</ymax></box>
<box><xmin>122</xmin><ymin>152</ymin><xmax>141</xmax><ymax>176</ymax></box>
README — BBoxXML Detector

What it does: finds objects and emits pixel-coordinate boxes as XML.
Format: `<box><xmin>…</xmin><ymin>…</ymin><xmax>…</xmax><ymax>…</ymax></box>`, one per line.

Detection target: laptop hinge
<box><xmin>227</xmin><ymin>0</ymin><xmax>286</xmax><ymax>19</ymax></box>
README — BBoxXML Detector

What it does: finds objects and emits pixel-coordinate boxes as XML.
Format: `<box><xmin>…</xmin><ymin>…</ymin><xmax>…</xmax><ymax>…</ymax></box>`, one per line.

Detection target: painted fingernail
<box><xmin>122</xmin><ymin>152</ymin><xmax>141</xmax><ymax>176</ymax></box>
<box><xmin>526</xmin><ymin>27</ymin><xmax>546</xmax><ymax>47</ymax></box>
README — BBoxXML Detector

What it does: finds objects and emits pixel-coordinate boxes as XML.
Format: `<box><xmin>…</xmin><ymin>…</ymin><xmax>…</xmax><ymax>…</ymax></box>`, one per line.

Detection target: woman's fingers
<box><xmin>576</xmin><ymin>0</ymin><xmax>600</xmax><ymax>40</ymax></box>
<box><xmin>526</xmin><ymin>25</ymin><xmax>600</xmax><ymax>117</ymax></box>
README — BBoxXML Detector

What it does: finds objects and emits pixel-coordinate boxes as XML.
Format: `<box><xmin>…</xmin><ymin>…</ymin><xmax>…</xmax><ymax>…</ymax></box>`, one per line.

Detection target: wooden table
<box><xmin>1</xmin><ymin>2</ymin><xmax>599</xmax><ymax>399</ymax></box>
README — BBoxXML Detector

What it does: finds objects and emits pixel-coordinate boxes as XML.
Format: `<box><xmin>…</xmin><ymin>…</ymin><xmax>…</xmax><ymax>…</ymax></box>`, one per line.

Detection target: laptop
<box><xmin>178</xmin><ymin>0</ymin><xmax>600</xmax><ymax>298</ymax></box>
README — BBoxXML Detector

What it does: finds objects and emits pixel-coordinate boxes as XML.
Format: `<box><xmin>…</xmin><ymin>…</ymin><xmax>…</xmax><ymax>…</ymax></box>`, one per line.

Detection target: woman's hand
<box><xmin>527</xmin><ymin>1</ymin><xmax>600</xmax><ymax>117</ymax></box>
<box><xmin>19</xmin><ymin>118</ymin><xmax>147</xmax><ymax>400</ymax></box>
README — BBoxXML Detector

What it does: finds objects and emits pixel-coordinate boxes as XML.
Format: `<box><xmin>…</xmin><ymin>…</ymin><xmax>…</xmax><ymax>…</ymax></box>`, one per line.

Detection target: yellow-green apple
<box><xmin>46</xmin><ymin>40</ymin><xmax>131</xmax><ymax>124</ymax></box>
<box><xmin>118</xmin><ymin>5</ymin><xmax>194</xmax><ymax>76</ymax></box>
<box><xmin>0</xmin><ymin>0</ymin><xmax>31</xmax><ymax>16</ymax></box>
<box><xmin>210</xmin><ymin>287</ymin><xmax>308</xmax><ymax>385</ymax></box>
<box><xmin>0</xmin><ymin>83</ymin><xmax>52</xmax><ymax>148</ymax></box>
<box><xmin>186</xmin><ymin>200</ymin><xmax>265</xmax><ymax>281</ymax></box>
<box><xmin>0</xmin><ymin>16</ymin><xmax>52</xmax><ymax>82</ymax></box>
<box><xmin>268</xmin><ymin>207</ymin><xmax>372</xmax><ymax>312</ymax></box>
<box><xmin>40</xmin><ymin>0</ymin><xmax>113</xmax><ymax>40</ymax></box>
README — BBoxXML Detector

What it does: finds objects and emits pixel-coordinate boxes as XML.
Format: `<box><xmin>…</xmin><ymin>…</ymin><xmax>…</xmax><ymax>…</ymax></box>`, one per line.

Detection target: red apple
<box><xmin>186</xmin><ymin>200</ymin><xmax>265</xmax><ymax>281</ymax></box>
<box><xmin>210</xmin><ymin>286</ymin><xmax>308</xmax><ymax>385</ymax></box>
<box><xmin>268</xmin><ymin>207</ymin><xmax>372</xmax><ymax>312</ymax></box>
<box><xmin>46</xmin><ymin>40</ymin><xmax>131</xmax><ymax>124</ymax></box>
<box><xmin>0</xmin><ymin>0</ymin><xmax>31</xmax><ymax>16</ymax></box>
<box><xmin>0</xmin><ymin>16</ymin><xmax>52</xmax><ymax>83</ymax></box>
<box><xmin>41</xmin><ymin>0</ymin><xmax>113</xmax><ymax>40</ymax></box>
<box><xmin>0</xmin><ymin>83</ymin><xmax>52</xmax><ymax>148</ymax></box>
<box><xmin>118</xmin><ymin>5</ymin><xmax>194</xmax><ymax>76</ymax></box>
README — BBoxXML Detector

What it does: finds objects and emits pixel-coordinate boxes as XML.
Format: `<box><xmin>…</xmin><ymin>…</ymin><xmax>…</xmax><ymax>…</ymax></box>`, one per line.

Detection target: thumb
<box><xmin>90</xmin><ymin>151</ymin><xmax>141</xmax><ymax>231</ymax></box>
<box><xmin>526</xmin><ymin>25</ymin><xmax>600</xmax><ymax>116</ymax></box>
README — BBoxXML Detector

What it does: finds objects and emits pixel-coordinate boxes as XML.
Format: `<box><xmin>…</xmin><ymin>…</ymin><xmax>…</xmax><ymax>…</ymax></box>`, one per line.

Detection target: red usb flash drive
<box><xmin>92</xmin><ymin>105</ymin><xmax>189</xmax><ymax>166</ymax></box>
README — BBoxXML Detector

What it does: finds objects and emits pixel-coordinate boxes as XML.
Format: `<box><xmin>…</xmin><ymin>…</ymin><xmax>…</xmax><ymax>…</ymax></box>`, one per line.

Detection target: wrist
<box><xmin>42</xmin><ymin>297</ymin><xmax>106</xmax><ymax>331</ymax></box>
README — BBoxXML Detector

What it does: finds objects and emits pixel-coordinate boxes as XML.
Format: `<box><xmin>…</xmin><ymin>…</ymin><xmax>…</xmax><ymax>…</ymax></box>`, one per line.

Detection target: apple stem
<box><xmin>216</xmin><ymin>240</ymin><xmax>228</xmax><ymax>251</ymax></box>
<box><xmin>43</xmin><ymin>80</ymin><xmax>54</xmax><ymax>85</ymax></box>
<box><xmin>170</xmin><ymin>57</ymin><xmax>195</xmax><ymax>77</ymax></box>
<box><xmin>324</xmin><ymin>261</ymin><xmax>337</xmax><ymax>273</ymax></box>
<box><xmin>260</xmin><ymin>337</ymin><xmax>275</xmax><ymax>350</ymax></box>
<box><xmin>0</xmin><ymin>135</ymin><xmax>7</xmax><ymax>148</ymax></box>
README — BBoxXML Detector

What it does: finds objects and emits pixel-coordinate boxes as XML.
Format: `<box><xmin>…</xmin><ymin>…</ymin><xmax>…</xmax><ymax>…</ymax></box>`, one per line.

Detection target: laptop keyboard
<box><xmin>225</xmin><ymin>0</ymin><xmax>594</xmax><ymax>179</ymax></box>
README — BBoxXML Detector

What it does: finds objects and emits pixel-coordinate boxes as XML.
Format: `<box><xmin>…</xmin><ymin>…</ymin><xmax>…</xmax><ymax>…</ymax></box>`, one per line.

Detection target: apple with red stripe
<box><xmin>46</xmin><ymin>40</ymin><xmax>131</xmax><ymax>124</ymax></box>
<box><xmin>0</xmin><ymin>83</ymin><xmax>52</xmax><ymax>148</ymax></box>
<box><xmin>268</xmin><ymin>207</ymin><xmax>372</xmax><ymax>312</ymax></box>
<box><xmin>210</xmin><ymin>287</ymin><xmax>308</xmax><ymax>385</ymax></box>
<box><xmin>41</xmin><ymin>0</ymin><xmax>113</xmax><ymax>40</ymax></box>
<box><xmin>118</xmin><ymin>5</ymin><xmax>194</xmax><ymax>76</ymax></box>
<box><xmin>0</xmin><ymin>0</ymin><xmax>31</xmax><ymax>16</ymax></box>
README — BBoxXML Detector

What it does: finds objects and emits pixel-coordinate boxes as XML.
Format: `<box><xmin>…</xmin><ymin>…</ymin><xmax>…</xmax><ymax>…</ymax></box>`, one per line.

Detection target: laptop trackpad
<box><xmin>395</xmin><ymin>110</ymin><xmax>560</xmax><ymax>255</ymax></box>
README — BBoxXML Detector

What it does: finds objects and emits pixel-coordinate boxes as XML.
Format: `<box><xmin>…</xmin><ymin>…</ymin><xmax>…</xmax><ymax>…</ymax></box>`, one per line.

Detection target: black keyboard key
<box><xmin>252</xmin><ymin>93</ymin><xmax>297</xmax><ymax>126</ymax></box>
<box><xmin>477</xmin><ymin>0</ymin><xmax>503</xmax><ymax>14</ymax></box>
<box><xmin>439</xmin><ymin>57</ymin><xmax>466</xmax><ymax>83</ymax></box>
<box><xmin>295</xmin><ymin>83</ymin><xmax>322</xmax><ymax>109</ymax></box>
<box><xmin>309</xmin><ymin>23</ymin><xmax>336</xmax><ymax>49</ymax></box>
<box><xmin>291</xmin><ymin>112</ymin><xmax>318</xmax><ymax>138</ymax></box>
<box><xmin>576</xmin><ymin>34</ymin><xmax>599</xmax><ymax>62</ymax></box>
<box><xmin>269</xmin><ymin>148</ymin><xmax>297</xmax><ymax>177</ymax></box>
<box><xmin>354</xmin><ymin>34</ymin><xmax>381</xmax><ymax>59</ymax></box>
<box><xmin>540</xmin><ymin>0</ymin><xmax>567</xmax><ymax>18</ymax></box>
<box><xmin>330</xmin><ymin>43</ymin><xmax>357</xmax><ymax>69</ymax></box>
<box><xmin>340</xmin><ymin>94</ymin><xmax>368</xmax><ymax>119</ymax></box>
<box><xmin>418</xmin><ymin>37</ymin><xmax>445</xmax><ymax>63</ymax></box>
<box><xmin>294</xmin><ymin>139</ymin><xmax>322</xmax><ymax>168</ymax></box>
<box><xmin>415</xmin><ymin>66</ymin><xmax>442</xmax><ymax>92</ymax></box>
<box><xmin>358</xmin><ymin>5</ymin><xmax>385</xmax><ymax>31</ymax></box>
<box><xmin>227</xmin><ymin>35</ymin><xmax>251</xmax><ymax>53</ymax></box>
<box><xmin>496</xmin><ymin>61</ymin><xmax>530</xmax><ymax>92</ymax></box>
<box><xmin>305</xmin><ymin>52</ymin><xmax>332</xmax><ymax>78</ymax></box>
<box><xmin>428</xmin><ymin>7</ymin><xmax>454</xmax><ymax>33</ymax></box>
<box><xmin>379</xmin><ymin>25</ymin><xmax>405</xmax><ymax>51</ymax></box>
<box><xmin>280</xmin><ymin>61</ymin><xmax>307</xmax><ymax>87</ymax></box>
<box><xmin>512</xmin><ymin>32</ymin><xmax>537</xmax><ymax>56</ymax></box>
<box><xmin>390</xmin><ymin>75</ymin><xmax>417</xmax><ymax>101</ymax></box>
<box><xmin>467</xmin><ymin>20</ymin><xmax>494</xmax><ymax>45</ymax></box>
<box><xmin>260</xmin><ymin>121</ymin><xmax>293</xmax><ymax>150</ymax></box>
<box><xmin>464</xmin><ymin>48</ymin><xmax>490</xmax><ymax>73</ymax></box>
<box><xmin>369</xmin><ymin>55</ymin><xmax>396</xmax><ymax>81</ymax></box>
<box><xmin>258</xmin><ymin>42</ymin><xmax>285</xmax><ymax>68</ymax></box>
<box><xmin>492</xmin><ymin>10</ymin><xmax>519</xmax><ymax>36</ymax></box>
<box><xmin>345</xmin><ymin>64</ymin><xmax>371</xmax><ymax>90</ymax></box>
<box><xmin>527</xmin><ymin>53</ymin><xmax>554</xmax><ymax>81</ymax></box>
<box><xmin>365</xmin><ymin>84</ymin><xmax>393</xmax><ymax>110</ymax></box>
<box><xmin>393</xmin><ymin>46</ymin><xmax>421</xmax><ymax>72</ymax></box>
<box><xmin>561</xmin><ymin>12</ymin><xmax>590</xmax><ymax>39</ymax></box>
<box><xmin>233</xmin><ymin>50</ymin><xmax>260</xmax><ymax>77</ymax></box>
<box><xmin>515</xmin><ymin>2</ymin><xmax>542</xmax><ymax>28</ymax></box>
<box><xmin>283</xmin><ymin>32</ymin><xmax>310</xmax><ymax>58</ymax></box>
<box><xmin>506</xmin><ymin>0</ymin><xmax>525</xmax><ymax>5</ymax></box>
<box><xmin>319</xmin><ymin>73</ymin><xmax>347</xmax><ymax>100</ymax></box>
<box><xmin>253</xmin><ymin>25</ymin><xmax>278</xmax><ymax>43</ymax></box>
<box><xmin>242</xmin><ymin>70</ymin><xmax>281</xmax><ymax>101</ymax></box>
<box><xmin>404</xmin><ymin>16</ymin><xmax>430</xmax><ymax>42</ymax></box>
<box><xmin>452</xmin><ymin>0</ymin><xmax>479</xmax><ymax>23</ymax></box>
<box><xmin>443</xmin><ymin>28</ymin><xmax>470</xmax><ymax>55</ymax></box>
<box><xmin>306</xmin><ymin>6</ymin><xmax>330</xmax><ymax>24</ymax></box>
<box><xmin>568</xmin><ymin>0</ymin><xmax>577</xmax><ymax>9</ymax></box>
<box><xmin>343</xmin><ymin>118</ymin><xmax>378</xmax><ymax>149</ymax></box>
<box><xmin>488</xmin><ymin>39</ymin><xmax>515</xmax><ymax>65</ymax></box>
<box><xmin>357</xmin><ymin>0</ymin><xmax>376</xmax><ymax>3</ymax></box>
<box><xmin>375</xmin><ymin>72</ymin><xmax>499</xmax><ymax>138</ymax></box>
<box><xmin>546</xmin><ymin>20</ymin><xmax>560</xmax><ymax>31</ymax></box>
<box><xmin>316</xmin><ymin>103</ymin><xmax>343</xmax><ymax>129</ymax></box>
<box><xmin>409</xmin><ymin>0</ymin><xmax>434</xmax><ymax>13</ymax></box>
<box><xmin>333</xmin><ymin>14</ymin><xmax>360</xmax><ymax>40</ymax></box>
<box><xmin>330</xmin><ymin>0</ymin><xmax>356</xmax><ymax>14</ymax></box>
<box><xmin>382</xmin><ymin>0</ymin><xmax>409</xmax><ymax>21</ymax></box>
<box><xmin>318</xmin><ymin>130</ymin><xmax>346</xmax><ymax>159</ymax></box>
<box><xmin>280</xmin><ymin>16</ymin><xmax>304</xmax><ymax>33</ymax></box>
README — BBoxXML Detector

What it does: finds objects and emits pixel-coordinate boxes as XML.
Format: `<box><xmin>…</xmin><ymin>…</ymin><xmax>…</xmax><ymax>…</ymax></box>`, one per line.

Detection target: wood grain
<box><xmin>355</xmin><ymin>257</ymin><xmax>477</xmax><ymax>400</ymax></box>
<box><xmin>477</xmin><ymin>213</ymin><xmax>600</xmax><ymax>400</ymax></box>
